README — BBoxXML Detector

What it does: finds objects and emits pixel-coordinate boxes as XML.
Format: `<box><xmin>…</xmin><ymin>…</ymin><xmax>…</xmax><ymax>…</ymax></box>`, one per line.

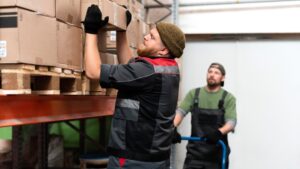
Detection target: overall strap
<box><xmin>193</xmin><ymin>88</ymin><xmax>201</xmax><ymax>110</ymax></box>
<box><xmin>218</xmin><ymin>90</ymin><xmax>228</xmax><ymax>109</ymax></box>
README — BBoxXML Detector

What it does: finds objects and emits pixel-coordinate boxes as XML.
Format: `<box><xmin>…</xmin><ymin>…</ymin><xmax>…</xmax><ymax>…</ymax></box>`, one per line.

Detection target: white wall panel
<box><xmin>176</xmin><ymin>39</ymin><xmax>300</xmax><ymax>169</ymax></box>
<box><xmin>179</xmin><ymin>1</ymin><xmax>300</xmax><ymax>34</ymax></box>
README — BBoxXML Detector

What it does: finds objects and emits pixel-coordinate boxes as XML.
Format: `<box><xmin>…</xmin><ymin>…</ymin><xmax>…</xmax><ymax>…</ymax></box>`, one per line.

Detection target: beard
<box><xmin>207</xmin><ymin>79</ymin><xmax>221</xmax><ymax>88</ymax></box>
<box><xmin>137</xmin><ymin>44</ymin><xmax>157</xmax><ymax>57</ymax></box>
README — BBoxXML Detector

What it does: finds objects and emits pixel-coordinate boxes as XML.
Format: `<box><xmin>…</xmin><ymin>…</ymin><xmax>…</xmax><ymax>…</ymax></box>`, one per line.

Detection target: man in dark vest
<box><xmin>173</xmin><ymin>63</ymin><xmax>237</xmax><ymax>169</ymax></box>
<box><xmin>82</xmin><ymin>5</ymin><xmax>186</xmax><ymax>169</ymax></box>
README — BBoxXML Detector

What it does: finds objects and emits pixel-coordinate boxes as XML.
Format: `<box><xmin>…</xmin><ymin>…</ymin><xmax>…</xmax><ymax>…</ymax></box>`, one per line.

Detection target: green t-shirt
<box><xmin>179</xmin><ymin>87</ymin><xmax>237</xmax><ymax>122</ymax></box>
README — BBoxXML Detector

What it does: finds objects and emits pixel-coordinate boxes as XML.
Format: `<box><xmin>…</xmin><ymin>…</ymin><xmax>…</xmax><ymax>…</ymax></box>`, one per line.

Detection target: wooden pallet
<box><xmin>0</xmin><ymin>64</ymin><xmax>82</xmax><ymax>95</ymax></box>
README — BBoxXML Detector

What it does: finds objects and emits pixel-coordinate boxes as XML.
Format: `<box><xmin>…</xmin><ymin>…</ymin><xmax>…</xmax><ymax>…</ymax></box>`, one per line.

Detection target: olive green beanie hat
<box><xmin>156</xmin><ymin>22</ymin><xmax>186</xmax><ymax>58</ymax></box>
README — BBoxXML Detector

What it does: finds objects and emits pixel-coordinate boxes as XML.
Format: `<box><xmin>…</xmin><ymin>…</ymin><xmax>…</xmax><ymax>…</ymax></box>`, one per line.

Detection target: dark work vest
<box><xmin>106</xmin><ymin>57</ymin><xmax>180</xmax><ymax>162</ymax></box>
<box><xmin>185</xmin><ymin>88</ymin><xmax>230</xmax><ymax>164</ymax></box>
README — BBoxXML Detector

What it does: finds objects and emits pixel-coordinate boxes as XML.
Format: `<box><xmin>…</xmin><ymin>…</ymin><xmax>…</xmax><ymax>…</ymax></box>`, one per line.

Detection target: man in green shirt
<box><xmin>173</xmin><ymin>63</ymin><xmax>237</xmax><ymax>169</ymax></box>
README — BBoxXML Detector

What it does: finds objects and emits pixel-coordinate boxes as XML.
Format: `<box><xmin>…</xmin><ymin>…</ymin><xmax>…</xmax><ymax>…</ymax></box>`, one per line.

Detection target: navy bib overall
<box><xmin>184</xmin><ymin>88</ymin><xmax>229</xmax><ymax>169</ymax></box>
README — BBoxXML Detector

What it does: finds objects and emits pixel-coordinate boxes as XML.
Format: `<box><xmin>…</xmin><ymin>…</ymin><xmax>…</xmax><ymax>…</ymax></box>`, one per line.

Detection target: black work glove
<box><xmin>172</xmin><ymin>127</ymin><xmax>181</xmax><ymax>144</ymax></box>
<box><xmin>82</xmin><ymin>4</ymin><xmax>109</xmax><ymax>34</ymax></box>
<box><xmin>205</xmin><ymin>129</ymin><xmax>223</xmax><ymax>144</ymax></box>
<box><xmin>121</xmin><ymin>5</ymin><xmax>132</xmax><ymax>27</ymax></box>
<box><xmin>125</xmin><ymin>10</ymin><xmax>132</xmax><ymax>26</ymax></box>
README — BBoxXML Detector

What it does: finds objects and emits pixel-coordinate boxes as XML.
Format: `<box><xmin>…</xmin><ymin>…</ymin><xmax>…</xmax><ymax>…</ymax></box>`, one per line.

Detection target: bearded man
<box><xmin>82</xmin><ymin>5</ymin><xmax>185</xmax><ymax>169</ymax></box>
<box><xmin>173</xmin><ymin>63</ymin><xmax>237</xmax><ymax>169</ymax></box>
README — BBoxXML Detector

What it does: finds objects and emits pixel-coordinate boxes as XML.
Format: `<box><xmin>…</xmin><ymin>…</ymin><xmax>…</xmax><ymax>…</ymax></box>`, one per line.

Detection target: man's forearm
<box><xmin>84</xmin><ymin>33</ymin><xmax>101</xmax><ymax>79</ymax></box>
<box><xmin>219</xmin><ymin>121</ymin><xmax>235</xmax><ymax>135</ymax></box>
<box><xmin>117</xmin><ymin>31</ymin><xmax>132</xmax><ymax>64</ymax></box>
<box><xmin>174</xmin><ymin>112</ymin><xmax>184</xmax><ymax>127</ymax></box>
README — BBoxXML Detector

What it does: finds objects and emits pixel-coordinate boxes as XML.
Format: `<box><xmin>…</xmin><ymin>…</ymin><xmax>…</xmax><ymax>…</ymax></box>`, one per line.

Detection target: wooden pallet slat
<box><xmin>0</xmin><ymin>64</ymin><xmax>82</xmax><ymax>95</ymax></box>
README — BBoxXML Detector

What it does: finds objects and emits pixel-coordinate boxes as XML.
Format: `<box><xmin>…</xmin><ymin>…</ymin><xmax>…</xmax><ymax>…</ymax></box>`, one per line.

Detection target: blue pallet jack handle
<box><xmin>181</xmin><ymin>136</ymin><xmax>227</xmax><ymax>169</ymax></box>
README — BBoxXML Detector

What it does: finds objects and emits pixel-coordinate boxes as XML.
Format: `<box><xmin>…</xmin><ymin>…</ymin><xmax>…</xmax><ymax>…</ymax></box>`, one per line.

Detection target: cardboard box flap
<box><xmin>18</xmin><ymin>8</ymin><xmax>57</xmax><ymax>65</ymax></box>
<box><xmin>0</xmin><ymin>0</ymin><xmax>55</xmax><ymax>17</ymax></box>
<box><xmin>0</xmin><ymin>0</ymin><xmax>35</xmax><ymax>12</ymax></box>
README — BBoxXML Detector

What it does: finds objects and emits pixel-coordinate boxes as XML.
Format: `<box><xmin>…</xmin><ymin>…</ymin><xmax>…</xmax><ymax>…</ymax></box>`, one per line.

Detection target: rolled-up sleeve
<box><xmin>100</xmin><ymin>64</ymin><xmax>112</xmax><ymax>88</ymax></box>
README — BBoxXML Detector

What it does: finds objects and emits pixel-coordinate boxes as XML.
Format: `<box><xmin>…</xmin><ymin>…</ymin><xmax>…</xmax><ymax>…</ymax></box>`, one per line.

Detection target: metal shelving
<box><xmin>0</xmin><ymin>95</ymin><xmax>116</xmax><ymax>169</ymax></box>
<box><xmin>0</xmin><ymin>95</ymin><xmax>115</xmax><ymax>127</ymax></box>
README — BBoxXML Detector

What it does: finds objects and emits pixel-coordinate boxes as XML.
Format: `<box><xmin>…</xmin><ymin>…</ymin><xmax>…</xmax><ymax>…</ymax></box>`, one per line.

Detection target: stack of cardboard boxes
<box><xmin>0</xmin><ymin>0</ymin><xmax>83</xmax><ymax>71</ymax></box>
<box><xmin>111</xmin><ymin>0</ymin><xmax>148</xmax><ymax>56</ymax></box>
<box><xmin>0</xmin><ymin>0</ymin><xmax>83</xmax><ymax>95</ymax></box>
<box><xmin>0</xmin><ymin>1</ymin><xmax>58</xmax><ymax>67</ymax></box>
<box><xmin>82</xmin><ymin>0</ymin><xmax>149</xmax><ymax>95</ymax></box>
<box><xmin>0</xmin><ymin>0</ymin><xmax>148</xmax><ymax>95</ymax></box>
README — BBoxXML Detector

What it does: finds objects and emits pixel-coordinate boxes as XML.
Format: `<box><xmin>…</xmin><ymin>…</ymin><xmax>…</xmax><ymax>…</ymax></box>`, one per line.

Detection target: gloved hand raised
<box><xmin>205</xmin><ymin>129</ymin><xmax>223</xmax><ymax>144</ymax></box>
<box><xmin>121</xmin><ymin>5</ymin><xmax>132</xmax><ymax>27</ymax></box>
<box><xmin>125</xmin><ymin>10</ymin><xmax>132</xmax><ymax>26</ymax></box>
<box><xmin>172</xmin><ymin>127</ymin><xmax>181</xmax><ymax>144</ymax></box>
<box><xmin>82</xmin><ymin>4</ymin><xmax>109</xmax><ymax>34</ymax></box>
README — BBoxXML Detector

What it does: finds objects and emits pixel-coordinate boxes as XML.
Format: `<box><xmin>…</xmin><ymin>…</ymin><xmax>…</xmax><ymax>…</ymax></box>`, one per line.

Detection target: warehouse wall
<box><xmin>176</xmin><ymin>38</ymin><xmax>300</xmax><ymax>169</ymax></box>
<box><xmin>175</xmin><ymin>1</ymin><xmax>300</xmax><ymax>169</ymax></box>
<box><xmin>179</xmin><ymin>1</ymin><xmax>300</xmax><ymax>34</ymax></box>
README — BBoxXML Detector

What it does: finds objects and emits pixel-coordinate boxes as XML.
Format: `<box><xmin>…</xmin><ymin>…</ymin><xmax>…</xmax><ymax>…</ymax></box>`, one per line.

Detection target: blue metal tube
<box><xmin>181</xmin><ymin>136</ymin><xmax>226</xmax><ymax>169</ymax></box>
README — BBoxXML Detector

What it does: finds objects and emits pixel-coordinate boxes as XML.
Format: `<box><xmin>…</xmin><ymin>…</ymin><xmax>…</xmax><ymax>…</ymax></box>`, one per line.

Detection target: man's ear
<box><xmin>221</xmin><ymin>76</ymin><xmax>225</xmax><ymax>82</ymax></box>
<box><xmin>158</xmin><ymin>47</ymin><xmax>169</xmax><ymax>56</ymax></box>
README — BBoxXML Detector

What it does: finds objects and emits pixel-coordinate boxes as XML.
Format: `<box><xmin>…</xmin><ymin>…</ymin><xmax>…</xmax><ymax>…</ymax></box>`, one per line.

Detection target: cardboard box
<box><xmin>129</xmin><ymin>0</ymin><xmax>144</xmax><ymax>20</ymax></box>
<box><xmin>0</xmin><ymin>8</ymin><xmax>57</xmax><ymax>66</ymax></box>
<box><xmin>110</xmin><ymin>0</ymin><xmax>129</xmax><ymax>7</ymax></box>
<box><xmin>56</xmin><ymin>0</ymin><xmax>81</xmax><ymax>27</ymax></box>
<box><xmin>0</xmin><ymin>0</ymin><xmax>35</xmax><ymax>10</ymax></box>
<box><xmin>127</xmin><ymin>17</ymin><xmax>148</xmax><ymax>48</ymax></box>
<box><xmin>126</xmin><ymin>17</ymin><xmax>139</xmax><ymax>48</ymax></box>
<box><xmin>57</xmin><ymin>21</ymin><xmax>83</xmax><ymax>71</ymax></box>
<box><xmin>0</xmin><ymin>0</ymin><xmax>55</xmax><ymax>17</ymax></box>
<box><xmin>139</xmin><ymin>19</ymin><xmax>148</xmax><ymax>44</ymax></box>
<box><xmin>81</xmin><ymin>0</ymin><xmax>127</xmax><ymax>30</ymax></box>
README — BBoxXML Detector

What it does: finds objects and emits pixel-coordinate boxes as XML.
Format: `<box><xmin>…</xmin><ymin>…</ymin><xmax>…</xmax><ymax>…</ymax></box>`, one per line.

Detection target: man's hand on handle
<box><xmin>206</xmin><ymin>129</ymin><xmax>223</xmax><ymax>144</ymax></box>
<box><xmin>172</xmin><ymin>127</ymin><xmax>182</xmax><ymax>144</ymax></box>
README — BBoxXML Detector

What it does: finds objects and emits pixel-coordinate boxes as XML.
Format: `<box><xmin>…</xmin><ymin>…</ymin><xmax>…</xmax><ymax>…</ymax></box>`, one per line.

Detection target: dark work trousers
<box><xmin>183</xmin><ymin>156</ymin><xmax>229</xmax><ymax>169</ymax></box>
<box><xmin>107</xmin><ymin>156</ymin><xmax>170</xmax><ymax>169</ymax></box>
